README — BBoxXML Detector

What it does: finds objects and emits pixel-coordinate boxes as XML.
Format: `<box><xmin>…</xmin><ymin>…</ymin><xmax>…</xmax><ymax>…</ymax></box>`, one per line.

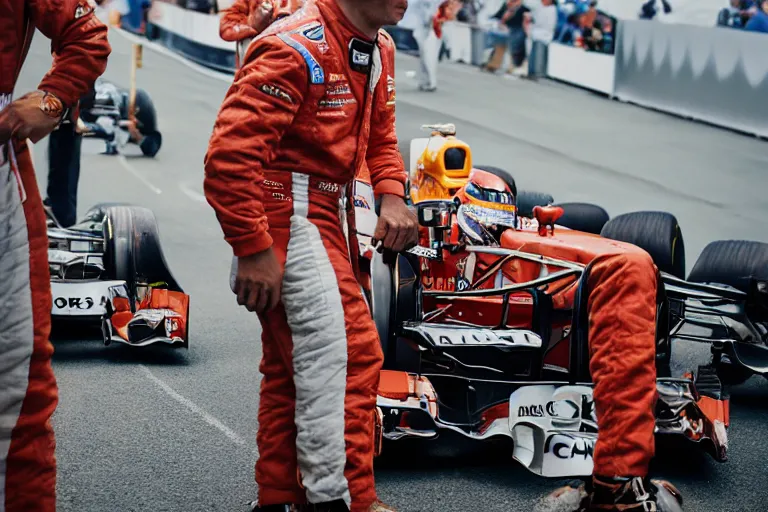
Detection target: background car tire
<box><xmin>103</xmin><ymin>206</ymin><xmax>184</xmax><ymax>310</ymax></box>
<box><xmin>516</xmin><ymin>190</ymin><xmax>555</xmax><ymax>218</ymax></box>
<box><xmin>688</xmin><ymin>240</ymin><xmax>768</xmax><ymax>294</ymax></box>
<box><xmin>555</xmin><ymin>202</ymin><xmax>610</xmax><ymax>235</ymax></box>
<box><xmin>139</xmin><ymin>131</ymin><xmax>162</xmax><ymax>157</ymax></box>
<box><xmin>600</xmin><ymin>211</ymin><xmax>686</xmax><ymax>279</ymax></box>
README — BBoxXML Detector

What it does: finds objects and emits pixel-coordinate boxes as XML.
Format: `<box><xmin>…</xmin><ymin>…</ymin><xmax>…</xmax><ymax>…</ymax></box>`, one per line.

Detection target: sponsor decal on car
<box><xmin>353</xmin><ymin>195</ymin><xmax>370</xmax><ymax>210</ymax></box>
<box><xmin>544</xmin><ymin>434</ymin><xmax>595</xmax><ymax>461</ymax></box>
<box><xmin>53</xmin><ymin>296</ymin><xmax>100</xmax><ymax>310</ymax></box>
<box><xmin>259</xmin><ymin>83</ymin><xmax>294</xmax><ymax>104</ymax></box>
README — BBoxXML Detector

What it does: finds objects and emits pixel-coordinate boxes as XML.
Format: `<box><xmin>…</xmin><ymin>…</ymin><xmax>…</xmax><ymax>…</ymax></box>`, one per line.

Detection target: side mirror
<box><xmin>416</xmin><ymin>200</ymin><xmax>455</xmax><ymax>228</ymax></box>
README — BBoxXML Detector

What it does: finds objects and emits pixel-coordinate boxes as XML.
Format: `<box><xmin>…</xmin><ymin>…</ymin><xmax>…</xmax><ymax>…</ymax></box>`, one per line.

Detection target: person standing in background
<box><xmin>524</xmin><ymin>0</ymin><xmax>557</xmax><ymax>79</ymax></box>
<box><xmin>413</xmin><ymin>0</ymin><xmax>461</xmax><ymax>92</ymax></box>
<box><xmin>745</xmin><ymin>0</ymin><xmax>768</xmax><ymax>31</ymax></box>
<box><xmin>483</xmin><ymin>0</ymin><xmax>530</xmax><ymax>76</ymax></box>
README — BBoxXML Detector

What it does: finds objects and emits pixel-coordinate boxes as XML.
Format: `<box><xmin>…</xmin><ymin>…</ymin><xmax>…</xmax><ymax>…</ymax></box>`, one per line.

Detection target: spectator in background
<box><xmin>745</xmin><ymin>0</ymin><xmax>768</xmax><ymax>31</ymax></box>
<box><xmin>639</xmin><ymin>0</ymin><xmax>672</xmax><ymax>20</ymax></box>
<box><xmin>483</xmin><ymin>0</ymin><xmax>530</xmax><ymax>75</ymax></box>
<box><xmin>456</xmin><ymin>0</ymin><xmax>482</xmax><ymax>23</ymax></box>
<box><xmin>525</xmin><ymin>0</ymin><xmax>558</xmax><ymax>79</ymax></box>
<box><xmin>413</xmin><ymin>0</ymin><xmax>461</xmax><ymax>92</ymax></box>
<box><xmin>718</xmin><ymin>0</ymin><xmax>752</xmax><ymax>28</ymax></box>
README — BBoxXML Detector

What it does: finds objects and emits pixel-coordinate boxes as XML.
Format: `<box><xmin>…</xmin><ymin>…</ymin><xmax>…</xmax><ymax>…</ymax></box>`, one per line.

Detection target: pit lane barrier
<box><xmin>144</xmin><ymin>2</ymin><xmax>767</xmax><ymax>139</ymax></box>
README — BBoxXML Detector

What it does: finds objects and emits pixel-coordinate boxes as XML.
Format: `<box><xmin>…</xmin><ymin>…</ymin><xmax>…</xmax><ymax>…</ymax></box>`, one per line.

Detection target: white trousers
<box><xmin>414</xmin><ymin>27</ymin><xmax>441</xmax><ymax>90</ymax></box>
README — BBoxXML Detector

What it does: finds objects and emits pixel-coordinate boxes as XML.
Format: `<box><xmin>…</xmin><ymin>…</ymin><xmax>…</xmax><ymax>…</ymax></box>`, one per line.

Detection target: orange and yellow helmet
<box><xmin>455</xmin><ymin>168</ymin><xmax>517</xmax><ymax>228</ymax></box>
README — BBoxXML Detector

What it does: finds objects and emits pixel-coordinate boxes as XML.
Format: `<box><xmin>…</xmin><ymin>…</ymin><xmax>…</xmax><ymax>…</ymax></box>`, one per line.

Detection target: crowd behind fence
<box><xmin>108</xmin><ymin>0</ymin><xmax>767</xmax><ymax>138</ymax></box>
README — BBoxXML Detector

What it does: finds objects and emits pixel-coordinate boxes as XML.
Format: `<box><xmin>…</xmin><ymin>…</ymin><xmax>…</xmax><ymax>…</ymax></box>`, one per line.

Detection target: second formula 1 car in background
<box><xmin>47</xmin><ymin>203</ymin><xmax>189</xmax><ymax>348</ymax></box>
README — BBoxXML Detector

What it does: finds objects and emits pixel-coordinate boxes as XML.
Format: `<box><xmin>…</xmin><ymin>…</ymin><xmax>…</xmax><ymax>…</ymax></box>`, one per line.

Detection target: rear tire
<box><xmin>556</xmin><ymin>202</ymin><xmax>610</xmax><ymax>235</ymax></box>
<box><xmin>688</xmin><ymin>240</ymin><xmax>768</xmax><ymax>294</ymax></box>
<box><xmin>600</xmin><ymin>211</ymin><xmax>686</xmax><ymax>279</ymax></box>
<box><xmin>517</xmin><ymin>190</ymin><xmax>554</xmax><ymax>218</ymax></box>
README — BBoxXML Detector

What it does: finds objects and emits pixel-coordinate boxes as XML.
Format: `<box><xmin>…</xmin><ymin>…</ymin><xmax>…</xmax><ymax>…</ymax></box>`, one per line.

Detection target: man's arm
<box><xmin>31</xmin><ymin>0</ymin><xmax>111</xmax><ymax>109</ymax></box>
<box><xmin>204</xmin><ymin>37</ymin><xmax>308</xmax><ymax>257</ymax></box>
<box><xmin>365</xmin><ymin>43</ymin><xmax>408</xmax><ymax>199</ymax></box>
<box><xmin>220</xmin><ymin>0</ymin><xmax>264</xmax><ymax>41</ymax></box>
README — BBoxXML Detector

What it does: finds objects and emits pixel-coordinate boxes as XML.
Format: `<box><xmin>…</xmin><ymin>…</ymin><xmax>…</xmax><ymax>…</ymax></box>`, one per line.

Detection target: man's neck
<box><xmin>335</xmin><ymin>0</ymin><xmax>379</xmax><ymax>39</ymax></box>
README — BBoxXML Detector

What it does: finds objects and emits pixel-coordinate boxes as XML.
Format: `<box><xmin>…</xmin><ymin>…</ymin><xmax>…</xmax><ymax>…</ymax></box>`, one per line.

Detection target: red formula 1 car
<box><xmin>354</xmin><ymin>125</ymin><xmax>768</xmax><ymax>478</ymax></box>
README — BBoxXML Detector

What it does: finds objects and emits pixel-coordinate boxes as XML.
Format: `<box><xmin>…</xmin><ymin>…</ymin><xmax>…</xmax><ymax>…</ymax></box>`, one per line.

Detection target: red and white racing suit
<box><xmin>204</xmin><ymin>0</ymin><xmax>405</xmax><ymax>510</ymax></box>
<box><xmin>0</xmin><ymin>1</ymin><xmax>110</xmax><ymax>510</ymax></box>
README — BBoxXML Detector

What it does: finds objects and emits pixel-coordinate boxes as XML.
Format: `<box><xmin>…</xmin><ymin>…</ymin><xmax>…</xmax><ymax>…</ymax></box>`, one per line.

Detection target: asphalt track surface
<box><xmin>18</xmin><ymin>29</ymin><xmax>768</xmax><ymax>512</ymax></box>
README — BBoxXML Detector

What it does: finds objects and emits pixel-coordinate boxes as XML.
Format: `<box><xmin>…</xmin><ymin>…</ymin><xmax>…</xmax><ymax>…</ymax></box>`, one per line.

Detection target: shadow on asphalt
<box><xmin>50</xmin><ymin>320</ymin><xmax>191</xmax><ymax>367</ymax></box>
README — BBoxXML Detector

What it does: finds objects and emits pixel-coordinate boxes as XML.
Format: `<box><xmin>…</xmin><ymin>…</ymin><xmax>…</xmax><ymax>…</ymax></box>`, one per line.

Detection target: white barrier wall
<box><xmin>546</xmin><ymin>43</ymin><xmax>616</xmax><ymax>96</ymax></box>
<box><xmin>153</xmin><ymin>1</ymin><xmax>234</xmax><ymax>52</ymax></box>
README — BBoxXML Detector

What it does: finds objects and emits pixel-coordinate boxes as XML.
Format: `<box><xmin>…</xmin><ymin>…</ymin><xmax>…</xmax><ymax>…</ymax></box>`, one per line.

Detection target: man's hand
<box><xmin>0</xmin><ymin>91</ymin><xmax>63</xmax><ymax>145</ymax></box>
<box><xmin>372</xmin><ymin>194</ymin><xmax>419</xmax><ymax>253</ymax></box>
<box><xmin>234</xmin><ymin>248</ymin><xmax>282</xmax><ymax>314</ymax></box>
<box><xmin>248</xmin><ymin>0</ymin><xmax>274</xmax><ymax>32</ymax></box>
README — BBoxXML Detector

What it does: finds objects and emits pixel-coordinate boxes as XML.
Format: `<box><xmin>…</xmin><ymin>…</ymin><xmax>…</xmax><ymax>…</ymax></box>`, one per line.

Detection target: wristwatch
<box><xmin>39</xmin><ymin>91</ymin><xmax>69</xmax><ymax>122</ymax></box>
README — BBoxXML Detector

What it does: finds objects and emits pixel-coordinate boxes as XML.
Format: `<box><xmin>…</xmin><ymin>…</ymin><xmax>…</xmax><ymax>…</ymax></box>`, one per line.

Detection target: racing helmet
<box><xmin>455</xmin><ymin>169</ymin><xmax>517</xmax><ymax>243</ymax></box>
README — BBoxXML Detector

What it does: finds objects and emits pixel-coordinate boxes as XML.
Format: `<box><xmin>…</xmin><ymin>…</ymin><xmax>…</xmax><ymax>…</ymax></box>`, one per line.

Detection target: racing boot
<box><xmin>248</xmin><ymin>502</ymin><xmax>302</xmax><ymax>512</ymax></box>
<box><xmin>534</xmin><ymin>476</ymin><xmax>683</xmax><ymax>512</ymax></box>
<box><xmin>295</xmin><ymin>499</ymin><xmax>397</xmax><ymax>511</ymax></box>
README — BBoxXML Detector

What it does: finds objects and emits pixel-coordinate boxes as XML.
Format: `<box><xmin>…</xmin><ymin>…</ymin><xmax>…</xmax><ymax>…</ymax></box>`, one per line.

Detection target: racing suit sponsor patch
<box><xmin>278</xmin><ymin>33</ymin><xmax>324</xmax><ymax>84</ymax></box>
<box><xmin>263</xmin><ymin>179</ymin><xmax>285</xmax><ymax>189</ymax></box>
<box><xmin>318</xmin><ymin>97</ymin><xmax>356</xmax><ymax>110</ymax></box>
<box><xmin>349</xmin><ymin>38</ymin><xmax>374</xmax><ymax>73</ymax></box>
<box><xmin>386</xmin><ymin>75</ymin><xmax>396</xmax><ymax>107</ymax></box>
<box><xmin>299</xmin><ymin>22</ymin><xmax>325</xmax><ymax>42</ymax></box>
<box><xmin>315</xmin><ymin>181</ymin><xmax>340</xmax><ymax>195</ymax></box>
<box><xmin>325</xmin><ymin>82</ymin><xmax>351</xmax><ymax>96</ymax></box>
<box><xmin>259</xmin><ymin>84</ymin><xmax>294</xmax><ymax>104</ymax></box>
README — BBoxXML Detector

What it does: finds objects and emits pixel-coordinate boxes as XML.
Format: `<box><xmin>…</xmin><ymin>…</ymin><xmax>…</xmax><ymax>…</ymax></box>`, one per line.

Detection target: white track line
<box><xmin>179</xmin><ymin>182</ymin><xmax>207</xmax><ymax>204</ymax></box>
<box><xmin>140</xmin><ymin>364</ymin><xmax>247</xmax><ymax>446</ymax></box>
<box><xmin>117</xmin><ymin>154</ymin><xmax>162</xmax><ymax>195</ymax></box>
<box><xmin>112</xmin><ymin>27</ymin><xmax>233</xmax><ymax>84</ymax></box>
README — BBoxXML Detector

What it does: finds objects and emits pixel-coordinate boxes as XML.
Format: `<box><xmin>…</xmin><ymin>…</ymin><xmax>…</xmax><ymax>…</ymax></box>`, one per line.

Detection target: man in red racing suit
<box><xmin>0</xmin><ymin>0</ymin><xmax>110</xmax><ymax>510</ymax></box>
<box><xmin>204</xmin><ymin>0</ymin><xmax>415</xmax><ymax>511</ymax></box>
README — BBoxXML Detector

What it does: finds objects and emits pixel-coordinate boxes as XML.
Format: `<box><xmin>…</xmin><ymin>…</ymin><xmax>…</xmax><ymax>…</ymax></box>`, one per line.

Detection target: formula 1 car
<box><xmin>356</xmin><ymin>124</ymin><xmax>768</xmax><ymax>478</ymax></box>
<box><xmin>46</xmin><ymin>203</ymin><xmax>189</xmax><ymax>348</ymax></box>
<box><xmin>77</xmin><ymin>78</ymin><xmax>163</xmax><ymax>158</ymax></box>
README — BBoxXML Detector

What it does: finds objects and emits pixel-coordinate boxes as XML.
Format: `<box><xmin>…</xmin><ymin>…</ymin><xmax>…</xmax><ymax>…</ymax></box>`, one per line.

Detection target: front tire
<box><xmin>600</xmin><ymin>211</ymin><xmax>686</xmax><ymax>279</ymax></box>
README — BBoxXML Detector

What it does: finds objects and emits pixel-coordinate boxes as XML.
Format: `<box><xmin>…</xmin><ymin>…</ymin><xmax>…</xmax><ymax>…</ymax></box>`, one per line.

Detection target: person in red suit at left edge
<box><xmin>0</xmin><ymin>0</ymin><xmax>110</xmax><ymax>510</ymax></box>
